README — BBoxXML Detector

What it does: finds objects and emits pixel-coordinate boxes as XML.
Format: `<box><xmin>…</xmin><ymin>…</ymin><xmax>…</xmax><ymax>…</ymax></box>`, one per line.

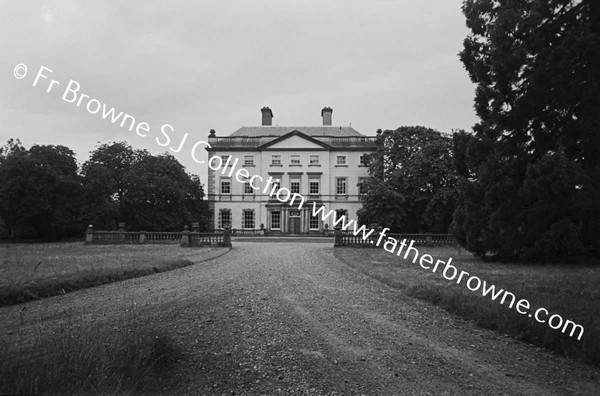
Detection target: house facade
<box><xmin>206</xmin><ymin>107</ymin><xmax>376</xmax><ymax>234</ymax></box>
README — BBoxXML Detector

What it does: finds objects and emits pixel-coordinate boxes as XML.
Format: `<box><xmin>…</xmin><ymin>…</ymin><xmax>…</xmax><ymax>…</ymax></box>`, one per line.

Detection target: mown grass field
<box><xmin>0</xmin><ymin>242</ymin><xmax>229</xmax><ymax>307</ymax></box>
<box><xmin>0</xmin><ymin>301</ymin><xmax>180</xmax><ymax>395</ymax></box>
<box><xmin>0</xmin><ymin>242</ymin><xmax>228</xmax><ymax>395</ymax></box>
<box><xmin>334</xmin><ymin>245</ymin><xmax>600</xmax><ymax>366</ymax></box>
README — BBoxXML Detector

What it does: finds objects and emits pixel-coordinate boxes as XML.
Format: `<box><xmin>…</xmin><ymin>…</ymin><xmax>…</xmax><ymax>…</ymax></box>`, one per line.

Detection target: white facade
<box><xmin>206</xmin><ymin>107</ymin><xmax>376</xmax><ymax>234</ymax></box>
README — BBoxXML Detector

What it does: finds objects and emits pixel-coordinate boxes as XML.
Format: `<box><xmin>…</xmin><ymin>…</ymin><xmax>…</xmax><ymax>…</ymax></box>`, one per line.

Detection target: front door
<box><xmin>288</xmin><ymin>210</ymin><xmax>301</xmax><ymax>234</ymax></box>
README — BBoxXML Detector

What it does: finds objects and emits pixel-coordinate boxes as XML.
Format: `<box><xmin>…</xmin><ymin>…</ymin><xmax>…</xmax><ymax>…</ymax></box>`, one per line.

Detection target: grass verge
<box><xmin>333</xmin><ymin>246</ymin><xmax>600</xmax><ymax>366</ymax></box>
<box><xmin>0</xmin><ymin>258</ymin><xmax>193</xmax><ymax>307</ymax></box>
<box><xmin>0</xmin><ymin>307</ymin><xmax>180</xmax><ymax>395</ymax></box>
<box><xmin>0</xmin><ymin>243</ymin><xmax>230</xmax><ymax>307</ymax></box>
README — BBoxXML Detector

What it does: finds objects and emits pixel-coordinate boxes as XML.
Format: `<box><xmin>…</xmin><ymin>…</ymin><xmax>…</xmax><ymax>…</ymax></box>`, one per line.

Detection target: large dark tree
<box><xmin>357</xmin><ymin>127</ymin><xmax>457</xmax><ymax>233</ymax></box>
<box><xmin>454</xmin><ymin>0</ymin><xmax>600</xmax><ymax>260</ymax></box>
<box><xmin>82</xmin><ymin>142</ymin><xmax>209</xmax><ymax>231</ymax></box>
<box><xmin>0</xmin><ymin>142</ymin><xmax>83</xmax><ymax>239</ymax></box>
<box><xmin>124</xmin><ymin>154</ymin><xmax>209</xmax><ymax>231</ymax></box>
<box><xmin>81</xmin><ymin>142</ymin><xmax>146</xmax><ymax>230</ymax></box>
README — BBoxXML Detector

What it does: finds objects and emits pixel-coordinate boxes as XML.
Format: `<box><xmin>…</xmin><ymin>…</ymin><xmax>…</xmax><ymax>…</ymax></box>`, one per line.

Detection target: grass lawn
<box><xmin>0</xmin><ymin>302</ymin><xmax>180</xmax><ymax>395</ymax></box>
<box><xmin>0</xmin><ymin>242</ymin><xmax>230</xmax><ymax>307</ymax></box>
<box><xmin>334</xmin><ymin>245</ymin><xmax>600</xmax><ymax>366</ymax></box>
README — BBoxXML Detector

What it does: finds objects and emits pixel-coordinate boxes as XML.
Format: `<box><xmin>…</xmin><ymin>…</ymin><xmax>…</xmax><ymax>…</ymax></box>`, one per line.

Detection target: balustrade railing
<box><xmin>85</xmin><ymin>225</ymin><xmax>232</xmax><ymax>247</ymax></box>
<box><xmin>334</xmin><ymin>230</ymin><xmax>456</xmax><ymax>247</ymax></box>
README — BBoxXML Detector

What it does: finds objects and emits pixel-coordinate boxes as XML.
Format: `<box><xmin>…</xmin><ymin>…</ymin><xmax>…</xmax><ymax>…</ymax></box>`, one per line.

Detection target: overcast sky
<box><xmin>1</xmin><ymin>0</ymin><xmax>477</xmax><ymax>179</ymax></box>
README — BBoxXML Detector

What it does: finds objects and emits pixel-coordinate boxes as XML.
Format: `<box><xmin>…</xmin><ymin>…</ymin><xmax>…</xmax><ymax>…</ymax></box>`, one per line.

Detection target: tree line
<box><xmin>359</xmin><ymin>0</ymin><xmax>599</xmax><ymax>261</ymax></box>
<box><xmin>2</xmin><ymin>1</ymin><xmax>598</xmax><ymax>262</ymax></box>
<box><xmin>0</xmin><ymin>140</ymin><xmax>209</xmax><ymax>240</ymax></box>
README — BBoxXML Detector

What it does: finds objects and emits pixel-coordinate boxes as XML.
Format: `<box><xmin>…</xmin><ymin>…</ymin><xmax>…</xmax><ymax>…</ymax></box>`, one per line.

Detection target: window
<box><xmin>244</xmin><ymin>155</ymin><xmax>254</xmax><ymax>166</ymax></box>
<box><xmin>336</xmin><ymin>177</ymin><xmax>347</xmax><ymax>195</ymax></box>
<box><xmin>289</xmin><ymin>210</ymin><xmax>301</xmax><ymax>217</ymax></box>
<box><xmin>310</xmin><ymin>155</ymin><xmax>320</xmax><ymax>165</ymax></box>
<box><xmin>360</xmin><ymin>154</ymin><xmax>369</xmax><ymax>166</ymax></box>
<box><xmin>272</xmin><ymin>177</ymin><xmax>281</xmax><ymax>192</ymax></box>
<box><xmin>242</xmin><ymin>209</ymin><xmax>255</xmax><ymax>229</ymax></box>
<box><xmin>244</xmin><ymin>179</ymin><xmax>254</xmax><ymax>194</ymax></box>
<box><xmin>336</xmin><ymin>155</ymin><xmax>347</xmax><ymax>165</ymax></box>
<box><xmin>336</xmin><ymin>209</ymin><xmax>348</xmax><ymax>219</ymax></box>
<box><xmin>219</xmin><ymin>209</ymin><xmax>231</xmax><ymax>229</ymax></box>
<box><xmin>290</xmin><ymin>155</ymin><xmax>301</xmax><ymax>165</ymax></box>
<box><xmin>309</xmin><ymin>214</ymin><xmax>319</xmax><ymax>230</ymax></box>
<box><xmin>221</xmin><ymin>155</ymin><xmax>230</xmax><ymax>164</ymax></box>
<box><xmin>290</xmin><ymin>179</ymin><xmax>300</xmax><ymax>194</ymax></box>
<box><xmin>271</xmin><ymin>211</ymin><xmax>281</xmax><ymax>230</ymax></box>
<box><xmin>309</xmin><ymin>179</ymin><xmax>320</xmax><ymax>195</ymax></box>
<box><xmin>271</xmin><ymin>155</ymin><xmax>281</xmax><ymax>165</ymax></box>
<box><xmin>358</xmin><ymin>178</ymin><xmax>368</xmax><ymax>195</ymax></box>
<box><xmin>221</xmin><ymin>179</ymin><xmax>231</xmax><ymax>194</ymax></box>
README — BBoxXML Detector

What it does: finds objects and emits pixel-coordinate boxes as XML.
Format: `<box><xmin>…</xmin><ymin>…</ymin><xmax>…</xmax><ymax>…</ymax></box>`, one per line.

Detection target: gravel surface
<box><xmin>2</xmin><ymin>242</ymin><xmax>599</xmax><ymax>395</ymax></box>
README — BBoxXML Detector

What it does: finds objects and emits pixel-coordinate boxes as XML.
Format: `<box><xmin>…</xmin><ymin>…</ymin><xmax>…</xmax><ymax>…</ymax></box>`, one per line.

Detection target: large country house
<box><xmin>206</xmin><ymin>107</ymin><xmax>376</xmax><ymax>234</ymax></box>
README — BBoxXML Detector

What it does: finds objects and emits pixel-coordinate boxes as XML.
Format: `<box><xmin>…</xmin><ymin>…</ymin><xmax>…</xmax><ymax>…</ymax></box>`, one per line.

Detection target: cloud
<box><xmin>0</xmin><ymin>0</ymin><xmax>478</xmax><ymax>179</ymax></box>
<box><xmin>40</xmin><ymin>5</ymin><xmax>54</xmax><ymax>25</ymax></box>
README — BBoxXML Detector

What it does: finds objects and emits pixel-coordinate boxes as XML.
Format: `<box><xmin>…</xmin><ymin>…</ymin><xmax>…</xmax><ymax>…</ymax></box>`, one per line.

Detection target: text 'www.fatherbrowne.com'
<box><xmin>311</xmin><ymin>204</ymin><xmax>585</xmax><ymax>341</ymax></box>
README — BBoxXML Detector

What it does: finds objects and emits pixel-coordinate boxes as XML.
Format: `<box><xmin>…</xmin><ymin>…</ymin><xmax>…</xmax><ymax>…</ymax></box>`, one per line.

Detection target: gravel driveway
<box><xmin>2</xmin><ymin>242</ymin><xmax>599</xmax><ymax>395</ymax></box>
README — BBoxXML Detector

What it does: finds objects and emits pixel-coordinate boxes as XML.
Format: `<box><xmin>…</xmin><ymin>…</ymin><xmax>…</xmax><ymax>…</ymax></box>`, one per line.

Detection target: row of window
<box><xmin>218</xmin><ymin>208</ymin><xmax>254</xmax><ymax>229</ymax></box>
<box><xmin>219</xmin><ymin>208</ymin><xmax>348</xmax><ymax>230</ymax></box>
<box><xmin>220</xmin><ymin>154</ymin><xmax>369</xmax><ymax>167</ymax></box>
<box><xmin>220</xmin><ymin>177</ymin><xmax>368</xmax><ymax>195</ymax></box>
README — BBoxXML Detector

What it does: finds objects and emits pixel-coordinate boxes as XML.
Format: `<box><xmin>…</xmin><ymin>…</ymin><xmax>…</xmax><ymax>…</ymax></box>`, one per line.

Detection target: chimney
<box><xmin>261</xmin><ymin>107</ymin><xmax>273</xmax><ymax>126</ymax></box>
<box><xmin>321</xmin><ymin>107</ymin><xmax>333</xmax><ymax>126</ymax></box>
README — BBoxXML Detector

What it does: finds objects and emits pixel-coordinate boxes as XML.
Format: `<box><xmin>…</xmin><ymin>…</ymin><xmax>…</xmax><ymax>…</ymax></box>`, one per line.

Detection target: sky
<box><xmin>0</xmin><ymin>0</ymin><xmax>478</xmax><ymax>181</ymax></box>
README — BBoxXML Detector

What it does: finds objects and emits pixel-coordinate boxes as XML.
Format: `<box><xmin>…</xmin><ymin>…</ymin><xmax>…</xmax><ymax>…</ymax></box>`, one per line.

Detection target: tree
<box><xmin>455</xmin><ymin>0</ymin><xmax>600</xmax><ymax>259</ymax></box>
<box><xmin>82</xmin><ymin>142</ymin><xmax>209</xmax><ymax>231</ymax></box>
<box><xmin>124</xmin><ymin>154</ymin><xmax>209</xmax><ymax>231</ymax></box>
<box><xmin>0</xmin><ymin>142</ymin><xmax>83</xmax><ymax>239</ymax></box>
<box><xmin>357</xmin><ymin>127</ymin><xmax>457</xmax><ymax>233</ymax></box>
<box><xmin>81</xmin><ymin>142</ymin><xmax>146</xmax><ymax>229</ymax></box>
<box><xmin>0</xmin><ymin>138</ymin><xmax>25</xmax><ymax>161</ymax></box>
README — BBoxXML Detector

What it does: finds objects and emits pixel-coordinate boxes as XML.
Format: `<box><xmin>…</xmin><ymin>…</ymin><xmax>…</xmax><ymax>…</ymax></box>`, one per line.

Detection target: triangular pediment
<box><xmin>259</xmin><ymin>130</ymin><xmax>331</xmax><ymax>150</ymax></box>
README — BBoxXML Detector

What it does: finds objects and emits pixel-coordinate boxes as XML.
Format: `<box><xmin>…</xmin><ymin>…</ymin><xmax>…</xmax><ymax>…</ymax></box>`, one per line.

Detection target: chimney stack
<box><xmin>321</xmin><ymin>107</ymin><xmax>333</xmax><ymax>126</ymax></box>
<box><xmin>261</xmin><ymin>107</ymin><xmax>273</xmax><ymax>126</ymax></box>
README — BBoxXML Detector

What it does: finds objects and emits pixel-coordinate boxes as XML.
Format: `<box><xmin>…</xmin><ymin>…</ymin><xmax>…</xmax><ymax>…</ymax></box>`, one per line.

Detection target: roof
<box><xmin>229</xmin><ymin>126</ymin><xmax>364</xmax><ymax>138</ymax></box>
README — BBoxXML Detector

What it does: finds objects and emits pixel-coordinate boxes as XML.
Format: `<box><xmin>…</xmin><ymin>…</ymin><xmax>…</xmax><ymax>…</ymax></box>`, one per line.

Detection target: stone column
<box><xmin>118</xmin><ymin>222</ymin><xmax>126</xmax><ymax>242</ymax></box>
<box><xmin>181</xmin><ymin>225</ymin><xmax>190</xmax><ymax>247</ymax></box>
<box><xmin>223</xmin><ymin>226</ymin><xmax>232</xmax><ymax>247</ymax></box>
<box><xmin>85</xmin><ymin>225</ymin><xmax>94</xmax><ymax>244</ymax></box>
<box><xmin>334</xmin><ymin>225</ymin><xmax>343</xmax><ymax>247</ymax></box>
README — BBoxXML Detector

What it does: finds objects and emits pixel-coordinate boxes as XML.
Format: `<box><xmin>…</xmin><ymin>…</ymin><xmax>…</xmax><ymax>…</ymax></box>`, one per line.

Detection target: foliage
<box><xmin>0</xmin><ymin>138</ymin><xmax>25</xmax><ymax>161</ymax></box>
<box><xmin>82</xmin><ymin>141</ymin><xmax>209</xmax><ymax>231</ymax></box>
<box><xmin>357</xmin><ymin>127</ymin><xmax>457</xmax><ymax>233</ymax></box>
<box><xmin>0</xmin><ymin>139</ymin><xmax>209</xmax><ymax>239</ymax></box>
<box><xmin>454</xmin><ymin>0</ymin><xmax>600</xmax><ymax>260</ymax></box>
<box><xmin>0</xmin><ymin>143</ymin><xmax>83</xmax><ymax>239</ymax></box>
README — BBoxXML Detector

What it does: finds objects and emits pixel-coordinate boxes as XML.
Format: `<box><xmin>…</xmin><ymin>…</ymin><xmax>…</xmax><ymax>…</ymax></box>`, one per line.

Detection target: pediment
<box><xmin>259</xmin><ymin>131</ymin><xmax>331</xmax><ymax>150</ymax></box>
